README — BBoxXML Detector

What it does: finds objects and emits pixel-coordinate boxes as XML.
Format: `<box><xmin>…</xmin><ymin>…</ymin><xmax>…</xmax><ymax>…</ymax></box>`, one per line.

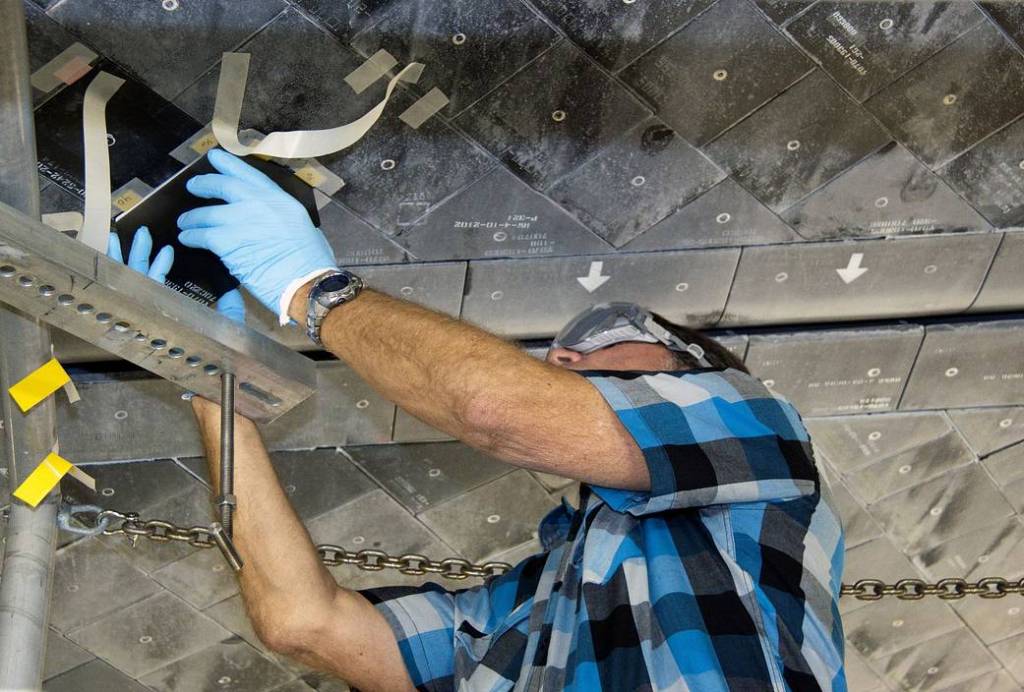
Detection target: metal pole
<box><xmin>0</xmin><ymin>1</ymin><xmax>60</xmax><ymax>689</ymax></box>
<box><xmin>218</xmin><ymin>372</ymin><xmax>235</xmax><ymax>537</ymax></box>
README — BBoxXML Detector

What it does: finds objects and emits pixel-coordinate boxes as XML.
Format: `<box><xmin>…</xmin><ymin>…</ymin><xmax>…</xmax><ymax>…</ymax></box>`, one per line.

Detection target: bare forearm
<box><xmin>289</xmin><ymin>287</ymin><xmax>565</xmax><ymax>444</ymax></box>
<box><xmin>192</xmin><ymin>398</ymin><xmax>336</xmax><ymax>631</ymax></box>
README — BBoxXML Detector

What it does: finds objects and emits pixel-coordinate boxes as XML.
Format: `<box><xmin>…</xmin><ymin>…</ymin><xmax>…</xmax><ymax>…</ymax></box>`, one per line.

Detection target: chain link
<box><xmin>69</xmin><ymin>508</ymin><xmax>1024</xmax><ymax>596</ymax></box>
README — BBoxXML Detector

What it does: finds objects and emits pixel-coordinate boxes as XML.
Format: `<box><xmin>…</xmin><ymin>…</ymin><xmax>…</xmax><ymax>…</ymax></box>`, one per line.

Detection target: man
<box><xmin>115</xmin><ymin>149</ymin><xmax>846</xmax><ymax>691</ymax></box>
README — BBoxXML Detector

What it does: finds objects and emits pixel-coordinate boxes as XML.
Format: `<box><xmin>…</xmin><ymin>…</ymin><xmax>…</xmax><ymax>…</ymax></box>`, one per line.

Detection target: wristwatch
<box><xmin>306</xmin><ymin>270</ymin><xmax>364</xmax><ymax>346</ymax></box>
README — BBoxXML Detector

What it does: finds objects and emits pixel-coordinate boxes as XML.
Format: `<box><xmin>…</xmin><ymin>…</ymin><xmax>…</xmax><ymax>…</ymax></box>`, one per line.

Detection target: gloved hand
<box><xmin>108</xmin><ymin>226</ymin><xmax>246</xmax><ymax>323</ymax></box>
<box><xmin>177</xmin><ymin>148</ymin><xmax>338</xmax><ymax>322</ymax></box>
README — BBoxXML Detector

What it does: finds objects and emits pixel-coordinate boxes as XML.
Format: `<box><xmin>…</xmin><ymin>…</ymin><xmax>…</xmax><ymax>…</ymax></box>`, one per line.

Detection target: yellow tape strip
<box><xmin>8</xmin><ymin>358</ymin><xmax>71</xmax><ymax>413</ymax></box>
<box><xmin>399</xmin><ymin>87</ymin><xmax>450</xmax><ymax>129</ymax></box>
<box><xmin>13</xmin><ymin>453</ymin><xmax>72</xmax><ymax>507</ymax></box>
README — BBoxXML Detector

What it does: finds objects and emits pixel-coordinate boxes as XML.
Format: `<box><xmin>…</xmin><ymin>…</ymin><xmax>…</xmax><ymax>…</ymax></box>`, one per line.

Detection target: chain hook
<box><xmin>56</xmin><ymin>503</ymin><xmax>111</xmax><ymax>536</ymax></box>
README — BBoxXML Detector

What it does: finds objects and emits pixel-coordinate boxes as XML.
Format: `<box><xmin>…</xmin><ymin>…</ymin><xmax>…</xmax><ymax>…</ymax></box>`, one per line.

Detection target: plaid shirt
<box><xmin>361</xmin><ymin>368</ymin><xmax>846</xmax><ymax>691</ymax></box>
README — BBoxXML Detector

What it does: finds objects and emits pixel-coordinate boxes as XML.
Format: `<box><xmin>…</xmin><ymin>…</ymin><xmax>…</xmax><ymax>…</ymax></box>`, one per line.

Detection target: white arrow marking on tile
<box><xmin>577</xmin><ymin>261</ymin><xmax>611</xmax><ymax>293</ymax></box>
<box><xmin>836</xmin><ymin>253</ymin><xmax>868</xmax><ymax>284</ymax></box>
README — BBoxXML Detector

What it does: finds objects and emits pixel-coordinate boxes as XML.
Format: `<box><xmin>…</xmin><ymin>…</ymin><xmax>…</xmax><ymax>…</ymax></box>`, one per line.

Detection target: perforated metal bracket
<box><xmin>0</xmin><ymin>201</ymin><xmax>316</xmax><ymax>422</ymax></box>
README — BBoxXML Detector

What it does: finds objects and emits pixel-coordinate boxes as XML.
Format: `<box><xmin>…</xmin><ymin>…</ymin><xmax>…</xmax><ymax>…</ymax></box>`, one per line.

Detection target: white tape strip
<box><xmin>31</xmin><ymin>43</ymin><xmax>97</xmax><ymax>92</ymax></box>
<box><xmin>399</xmin><ymin>87</ymin><xmax>450</xmax><ymax>130</ymax></box>
<box><xmin>344</xmin><ymin>49</ymin><xmax>399</xmax><ymax>94</ymax></box>
<box><xmin>212</xmin><ymin>52</ymin><xmax>424</xmax><ymax>160</ymax></box>
<box><xmin>79</xmin><ymin>71</ymin><xmax>125</xmax><ymax>252</ymax></box>
<box><xmin>42</xmin><ymin>211</ymin><xmax>84</xmax><ymax>234</ymax></box>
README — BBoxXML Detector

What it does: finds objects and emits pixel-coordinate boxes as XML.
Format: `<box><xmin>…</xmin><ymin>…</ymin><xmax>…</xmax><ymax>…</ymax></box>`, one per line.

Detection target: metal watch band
<box><xmin>305</xmin><ymin>270</ymin><xmax>363</xmax><ymax>346</ymax></box>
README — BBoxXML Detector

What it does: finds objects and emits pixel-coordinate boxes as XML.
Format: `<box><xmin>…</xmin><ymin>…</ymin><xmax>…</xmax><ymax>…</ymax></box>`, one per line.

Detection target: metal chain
<box><xmin>66</xmin><ymin>507</ymin><xmax>1024</xmax><ymax>598</ymax></box>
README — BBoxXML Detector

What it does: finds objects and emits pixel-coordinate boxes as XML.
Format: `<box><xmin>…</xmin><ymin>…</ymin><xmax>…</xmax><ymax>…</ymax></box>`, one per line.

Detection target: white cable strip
<box><xmin>79</xmin><ymin>71</ymin><xmax>125</xmax><ymax>252</ymax></box>
<box><xmin>212</xmin><ymin>52</ymin><xmax>424</xmax><ymax>160</ymax></box>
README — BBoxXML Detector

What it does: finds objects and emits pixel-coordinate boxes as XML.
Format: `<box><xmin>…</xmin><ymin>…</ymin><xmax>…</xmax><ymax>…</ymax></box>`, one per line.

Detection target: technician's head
<box><xmin>545</xmin><ymin>302</ymin><xmax>748</xmax><ymax>374</ymax></box>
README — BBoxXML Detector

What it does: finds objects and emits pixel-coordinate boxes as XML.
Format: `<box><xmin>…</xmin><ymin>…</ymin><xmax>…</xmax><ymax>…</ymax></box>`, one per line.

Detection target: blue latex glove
<box><xmin>108</xmin><ymin>226</ymin><xmax>246</xmax><ymax>323</ymax></box>
<box><xmin>177</xmin><ymin>148</ymin><xmax>337</xmax><ymax>319</ymax></box>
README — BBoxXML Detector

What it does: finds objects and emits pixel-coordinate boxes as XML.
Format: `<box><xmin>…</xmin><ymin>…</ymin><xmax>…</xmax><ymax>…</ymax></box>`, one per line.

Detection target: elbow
<box><xmin>460</xmin><ymin>392</ymin><xmax>506</xmax><ymax>453</ymax></box>
<box><xmin>249</xmin><ymin>596</ymin><xmax>329</xmax><ymax>657</ymax></box>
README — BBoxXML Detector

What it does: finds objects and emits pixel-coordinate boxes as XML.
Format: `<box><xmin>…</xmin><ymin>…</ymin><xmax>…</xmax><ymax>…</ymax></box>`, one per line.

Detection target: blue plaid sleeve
<box><xmin>358</xmin><ymin>583</ymin><xmax>455</xmax><ymax>691</ymax></box>
<box><xmin>583</xmin><ymin>369</ymin><xmax>819</xmax><ymax>514</ymax></box>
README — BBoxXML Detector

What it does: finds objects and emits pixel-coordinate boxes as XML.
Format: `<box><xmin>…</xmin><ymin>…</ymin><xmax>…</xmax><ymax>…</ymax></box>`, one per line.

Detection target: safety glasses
<box><xmin>552</xmin><ymin>302</ymin><xmax>712</xmax><ymax>368</ymax></box>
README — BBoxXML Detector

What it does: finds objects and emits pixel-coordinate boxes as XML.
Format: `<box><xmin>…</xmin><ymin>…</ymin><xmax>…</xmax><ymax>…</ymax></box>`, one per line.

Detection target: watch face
<box><xmin>320</xmin><ymin>274</ymin><xmax>351</xmax><ymax>293</ymax></box>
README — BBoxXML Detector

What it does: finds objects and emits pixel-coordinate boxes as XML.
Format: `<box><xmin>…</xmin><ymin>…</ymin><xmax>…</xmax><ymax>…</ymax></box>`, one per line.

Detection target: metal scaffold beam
<box><xmin>0</xmin><ymin>1</ymin><xmax>60</xmax><ymax>688</ymax></box>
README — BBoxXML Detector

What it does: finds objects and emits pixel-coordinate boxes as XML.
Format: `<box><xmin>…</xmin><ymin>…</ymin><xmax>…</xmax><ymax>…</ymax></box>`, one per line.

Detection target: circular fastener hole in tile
<box><xmin>66</xmin><ymin>584</ymin><xmax>79</xmax><ymax>593</ymax></box>
<box><xmin>0</xmin><ymin>265</ymin><xmax>16</xmax><ymax>277</ymax></box>
<box><xmin>380</xmin><ymin>159</ymin><xmax>396</xmax><ymax>171</ymax></box>
<box><xmin>891</xmin><ymin>619</ymin><xmax>903</xmax><ymax>628</ymax></box>
<box><xmin>486</xmin><ymin>514</ymin><xmax>501</xmax><ymax>524</ymax></box>
<box><xmin>452</xmin><ymin>32</ymin><xmax>466</xmax><ymax>45</ymax></box>
<box><xmin>898</xmin><ymin>464</ymin><xmax>912</xmax><ymax>475</ymax></box>
<box><xmin>355</xmin><ymin>399</ymin><xmax>370</xmax><ymax>409</ymax></box>
<box><xmin>493</xmin><ymin>231</ymin><xmax>507</xmax><ymax>242</ymax></box>
<box><xmin>868</xmin><ymin>431</ymin><xmax>882</xmax><ymax>441</ymax></box>
<box><xmin>1009</xmin><ymin>607</ymin><xmax>1021</xmax><ymax>616</ymax></box>
<box><xmin>551</xmin><ymin>109</ymin><xmax>567</xmax><ymax>123</ymax></box>
<box><xmin>978</xmin><ymin>554</ymin><xmax>990</xmax><ymax>563</ymax></box>
<box><xmin>943</xmin><ymin>94</ymin><xmax>957</xmax><ymax>106</ymax></box>
<box><xmin>774</xmin><ymin>272</ymin><xmax>788</xmax><ymax>283</ymax></box>
<box><xmin>352</xmin><ymin>536</ymin><xmax>365</xmax><ymax>545</ymax></box>
<box><xmin>631</xmin><ymin>175</ymin><xmax>646</xmax><ymax>187</ymax></box>
<box><xmin>923</xmin><ymin>264</ymin><xmax>937</xmax><ymax>274</ymax></box>
<box><xmin>867</xmin><ymin>367</ymin><xmax>881</xmax><ymax>377</ymax></box>
<box><xmin>139</xmin><ymin>635</ymin><xmax>153</xmax><ymax>644</ymax></box>
<box><xmin>716</xmin><ymin>212</ymin><xmax>731</xmax><ymax>224</ymax></box>
<box><xmin>285</xmin><ymin>484</ymin><xmax>296</xmax><ymax>494</ymax></box>
<box><xmin>930</xmin><ymin>506</ymin><xmax>943</xmax><ymax>516</ymax></box>
<box><xmin>763</xmin><ymin>379</ymin><xmax>775</xmax><ymax>388</ymax></box>
<box><xmin>874</xmin><ymin>196</ymin><xmax>888</xmax><ymax>208</ymax></box>
<box><xmin>101</xmin><ymin>487</ymin><xmax>115</xmax><ymax>497</ymax></box>
<box><xmin>428</xmin><ymin>468</ymin><xmax>441</xmax><ymax>478</ymax></box>
<box><xmin>713</xmin><ymin>68</ymin><xmax>728</xmax><ymax>81</ymax></box>
<box><xmin>399</xmin><ymin>286</ymin><xmax>414</xmax><ymax>296</ymax></box>
<box><xmin>675</xmin><ymin>282</ymin><xmax>689</xmax><ymax>292</ymax></box>
<box><xmin>927</xmin><ymin>667</ymin><xmax>939</xmax><ymax>676</ymax></box>
<box><xmin>114</xmin><ymin>410</ymin><xmax>128</xmax><ymax>421</ymax></box>
<box><xmin>106</xmin><ymin>133</ymin><xmax>116</xmax><ymax>147</ymax></box>
<box><xmin>999</xmin><ymin>418</ymin><xmax>1014</xmax><ymax>428</ymax></box>
<box><xmin>490</xmin><ymin>290</ymin><xmax>503</xmax><ymax>301</ymax></box>
<box><xmin>786</xmin><ymin>140</ymin><xmax>800</xmax><ymax>151</ymax></box>
<box><xmin>945</xmin><ymin>367</ymin><xmax>959</xmax><ymax>378</ymax></box>
<box><xmin>879</xmin><ymin>18</ymin><xmax>894</xmax><ymax>30</ymax></box>
<box><xmin>162</xmin><ymin>0</ymin><xmax>179</xmax><ymax>10</ymax></box>
<box><xmin>57</xmin><ymin>294</ymin><xmax>75</xmax><ymax>306</ymax></box>
<box><xmin>38</xmin><ymin>284</ymin><xmax>56</xmax><ymax>296</ymax></box>
<box><xmin>1019</xmin><ymin>160</ymin><xmax>1024</xmax><ymax>170</ymax></box>
<box><xmin>212</xmin><ymin>564</ymin><xmax>225</xmax><ymax>573</ymax></box>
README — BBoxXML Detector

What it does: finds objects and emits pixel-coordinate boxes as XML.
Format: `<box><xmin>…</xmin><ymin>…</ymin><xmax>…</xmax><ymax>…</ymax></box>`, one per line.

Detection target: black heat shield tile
<box><xmin>291</xmin><ymin>0</ymin><xmax>397</xmax><ymax>43</ymax></box>
<box><xmin>620</xmin><ymin>0</ymin><xmax>813</xmax><ymax>146</ymax></box>
<box><xmin>753</xmin><ymin>0</ymin><xmax>809</xmax><ymax>25</ymax></box>
<box><xmin>982</xmin><ymin>1</ymin><xmax>1024</xmax><ymax>49</ymax></box>
<box><xmin>173</xmin><ymin>8</ymin><xmax>383</xmax><ymax>131</ymax></box>
<box><xmin>318</xmin><ymin>84</ymin><xmax>496</xmax><ymax>234</ymax></box>
<box><xmin>866</xmin><ymin>20</ymin><xmax>1024</xmax><ymax>168</ymax></box>
<box><xmin>547</xmin><ymin>118</ymin><xmax>725</xmax><ymax>247</ymax></box>
<box><xmin>622</xmin><ymin>178</ymin><xmax>802</xmax><ymax>251</ymax></box>
<box><xmin>529</xmin><ymin>0</ymin><xmax>716</xmax><ymax>72</ymax></box>
<box><xmin>455</xmin><ymin>40</ymin><xmax>650</xmax><ymax>191</ymax></box>
<box><xmin>786</xmin><ymin>1</ymin><xmax>984</xmax><ymax>103</ymax></box>
<box><xmin>938</xmin><ymin>116</ymin><xmax>1024</xmax><ymax>228</ymax></box>
<box><xmin>704</xmin><ymin>70</ymin><xmax>891</xmax><ymax>213</ymax></box>
<box><xmin>34</xmin><ymin>61</ymin><xmax>200</xmax><ymax>200</ymax></box>
<box><xmin>350</xmin><ymin>0</ymin><xmax>559</xmax><ymax>117</ymax></box>
<box><xmin>47</xmin><ymin>0</ymin><xmax>286</xmax><ymax>102</ymax></box>
<box><xmin>393</xmin><ymin>167</ymin><xmax>613</xmax><ymax>261</ymax></box>
<box><xmin>783</xmin><ymin>142</ymin><xmax>991</xmax><ymax>240</ymax></box>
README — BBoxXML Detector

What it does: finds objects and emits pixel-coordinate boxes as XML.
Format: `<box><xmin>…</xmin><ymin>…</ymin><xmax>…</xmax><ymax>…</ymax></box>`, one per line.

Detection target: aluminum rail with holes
<box><xmin>0</xmin><ymin>200</ymin><xmax>317</xmax><ymax>422</ymax></box>
<box><xmin>0</xmin><ymin>2</ymin><xmax>60</xmax><ymax>688</ymax></box>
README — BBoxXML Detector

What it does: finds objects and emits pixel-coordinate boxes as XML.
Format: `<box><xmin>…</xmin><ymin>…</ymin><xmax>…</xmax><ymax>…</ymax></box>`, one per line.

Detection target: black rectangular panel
<box><xmin>938</xmin><ymin>116</ymin><xmax>1024</xmax><ymax>228</ymax></box>
<box><xmin>970</xmin><ymin>232</ymin><xmax>1024</xmax><ymax>313</ymax></box>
